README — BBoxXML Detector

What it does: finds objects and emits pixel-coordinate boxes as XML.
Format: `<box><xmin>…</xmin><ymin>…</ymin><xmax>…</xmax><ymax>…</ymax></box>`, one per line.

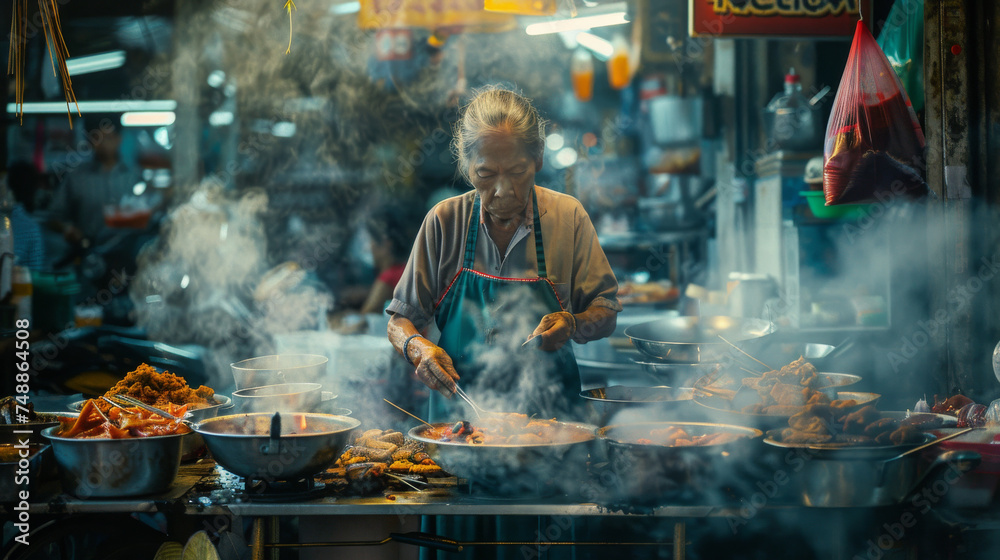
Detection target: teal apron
<box><xmin>429</xmin><ymin>189</ymin><xmax>580</xmax><ymax>422</ymax></box>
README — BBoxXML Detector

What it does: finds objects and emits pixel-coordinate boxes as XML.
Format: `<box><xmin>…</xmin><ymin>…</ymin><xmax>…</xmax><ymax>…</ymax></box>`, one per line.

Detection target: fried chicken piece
<box><xmin>840</xmin><ymin>405</ymin><xmax>881</xmax><ymax>434</ymax></box>
<box><xmin>889</xmin><ymin>425</ymin><xmax>922</xmax><ymax>445</ymax></box>
<box><xmin>103</xmin><ymin>364</ymin><xmax>214</xmax><ymax>412</ymax></box>
<box><xmin>780</xmin><ymin>427</ymin><xmax>833</xmax><ymax>444</ymax></box>
<box><xmin>863</xmin><ymin>417</ymin><xmax>899</xmax><ymax>438</ymax></box>
<box><xmin>770</xmin><ymin>383</ymin><xmax>810</xmax><ymax>406</ymax></box>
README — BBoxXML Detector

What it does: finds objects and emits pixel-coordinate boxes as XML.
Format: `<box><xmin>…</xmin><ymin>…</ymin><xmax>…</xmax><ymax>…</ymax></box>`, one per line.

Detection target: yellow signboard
<box><xmin>359</xmin><ymin>0</ymin><xmax>517</xmax><ymax>31</ymax></box>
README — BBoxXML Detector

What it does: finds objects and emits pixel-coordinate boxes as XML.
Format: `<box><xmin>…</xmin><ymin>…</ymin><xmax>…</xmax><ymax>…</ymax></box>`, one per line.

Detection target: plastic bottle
<box><xmin>607</xmin><ymin>34</ymin><xmax>631</xmax><ymax>90</ymax></box>
<box><xmin>570</xmin><ymin>48</ymin><xmax>594</xmax><ymax>102</ymax></box>
<box><xmin>763</xmin><ymin>67</ymin><xmax>818</xmax><ymax>150</ymax></box>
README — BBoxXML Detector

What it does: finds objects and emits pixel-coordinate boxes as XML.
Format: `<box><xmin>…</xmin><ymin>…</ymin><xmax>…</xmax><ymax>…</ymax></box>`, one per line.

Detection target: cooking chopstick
<box><xmin>383</xmin><ymin>399</ymin><xmax>433</xmax><ymax>428</ymax></box>
<box><xmin>452</xmin><ymin>385</ymin><xmax>483</xmax><ymax>419</ymax></box>
<box><xmin>718</xmin><ymin>334</ymin><xmax>772</xmax><ymax>371</ymax></box>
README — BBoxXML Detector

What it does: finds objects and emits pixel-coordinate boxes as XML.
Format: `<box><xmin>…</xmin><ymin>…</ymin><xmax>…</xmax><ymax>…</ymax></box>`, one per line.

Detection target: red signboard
<box><xmin>689</xmin><ymin>0</ymin><xmax>865</xmax><ymax>38</ymax></box>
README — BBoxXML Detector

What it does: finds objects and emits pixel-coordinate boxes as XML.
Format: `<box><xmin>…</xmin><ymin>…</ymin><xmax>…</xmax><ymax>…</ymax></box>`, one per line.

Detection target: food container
<box><xmin>230</xmin><ymin>354</ymin><xmax>329</xmax><ymax>390</ymax></box>
<box><xmin>0</xmin><ymin>443</ymin><xmax>48</xmax><ymax>501</ymax></box>
<box><xmin>0</xmin><ymin>413</ymin><xmax>66</xmax><ymax>445</ymax></box>
<box><xmin>579</xmin><ymin>386</ymin><xmax>695</xmax><ymax>426</ymax></box>
<box><xmin>408</xmin><ymin>420</ymin><xmax>596</xmax><ymax>497</ymax></box>
<box><xmin>42</xmin><ymin>427</ymin><xmax>185</xmax><ymax>498</ymax></box>
<box><xmin>193</xmin><ymin>413</ymin><xmax>359</xmax><ymax>480</ymax></box>
<box><xmin>231</xmin><ymin>383</ymin><xmax>323</xmax><ymax>414</ymax></box>
<box><xmin>597</xmin><ymin>421</ymin><xmax>763</xmax><ymax>505</ymax></box>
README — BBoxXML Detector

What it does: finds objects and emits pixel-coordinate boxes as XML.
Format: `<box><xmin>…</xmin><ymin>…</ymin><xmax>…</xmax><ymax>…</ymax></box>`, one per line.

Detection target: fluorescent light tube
<box><xmin>121</xmin><ymin>111</ymin><xmax>176</xmax><ymax>127</ymax></box>
<box><xmin>525</xmin><ymin>12</ymin><xmax>628</xmax><ymax>36</ymax></box>
<box><xmin>7</xmin><ymin>100</ymin><xmax>178</xmax><ymax>114</ymax></box>
<box><xmin>330</xmin><ymin>1</ymin><xmax>360</xmax><ymax>14</ymax></box>
<box><xmin>66</xmin><ymin>50</ymin><xmax>126</xmax><ymax>76</ymax></box>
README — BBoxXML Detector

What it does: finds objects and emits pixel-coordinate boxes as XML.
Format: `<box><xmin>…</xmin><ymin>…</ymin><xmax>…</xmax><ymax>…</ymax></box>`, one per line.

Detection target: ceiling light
<box><xmin>546</xmin><ymin>133</ymin><xmax>565</xmax><ymax>151</ymax></box>
<box><xmin>330</xmin><ymin>1</ymin><xmax>360</xmax><ymax>14</ymax></box>
<box><xmin>121</xmin><ymin>111</ymin><xmax>176</xmax><ymax>127</ymax></box>
<box><xmin>272</xmin><ymin>121</ymin><xmax>296</xmax><ymax>137</ymax></box>
<box><xmin>66</xmin><ymin>50</ymin><xmax>126</xmax><ymax>76</ymax></box>
<box><xmin>7</xmin><ymin>100</ymin><xmax>177</xmax><ymax>114</ymax></box>
<box><xmin>576</xmin><ymin>32</ymin><xmax>613</xmax><ymax>60</ymax></box>
<box><xmin>209</xmin><ymin>111</ymin><xmax>235</xmax><ymax>127</ymax></box>
<box><xmin>525</xmin><ymin>12</ymin><xmax>628</xmax><ymax>36</ymax></box>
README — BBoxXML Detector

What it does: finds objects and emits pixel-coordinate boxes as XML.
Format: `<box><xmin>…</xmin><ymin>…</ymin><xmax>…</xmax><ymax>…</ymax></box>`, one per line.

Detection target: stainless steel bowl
<box><xmin>193</xmin><ymin>412</ymin><xmax>359</xmax><ymax>480</ymax></box>
<box><xmin>231</xmin><ymin>383</ymin><xmax>323</xmax><ymax>414</ymax></box>
<box><xmin>42</xmin><ymin>426</ymin><xmax>185</xmax><ymax>498</ymax></box>
<box><xmin>230</xmin><ymin>354</ymin><xmax>329</xmax><ymax>390</ymax></box>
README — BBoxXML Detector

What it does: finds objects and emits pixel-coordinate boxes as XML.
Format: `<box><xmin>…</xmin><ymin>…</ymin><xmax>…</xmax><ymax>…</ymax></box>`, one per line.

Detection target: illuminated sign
<box><xmin>689</xmin><ymin>0</ymin><xmax>864</xmax><ymax>37</ymax></box>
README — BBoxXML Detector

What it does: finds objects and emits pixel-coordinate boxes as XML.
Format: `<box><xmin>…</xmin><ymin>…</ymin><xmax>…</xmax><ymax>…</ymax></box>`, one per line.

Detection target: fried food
<box><xmin>57</xmin><ymin>399</ymin><xmax>191</xmax><ymax>439</ymax></box>
<box><xmin>101</xmin><ymin>364</ymin><xmax>214</xmax><ymax>414</ymax></box>
<box><xmin>778</xmin><ymin>403</ymin><xmax>925</xmax><ymax>447</ymax></box>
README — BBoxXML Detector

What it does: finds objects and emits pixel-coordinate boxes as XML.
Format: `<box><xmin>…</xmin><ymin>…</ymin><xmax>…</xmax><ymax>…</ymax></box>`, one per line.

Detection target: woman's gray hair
<box><xmin>452</xmin><ymin>85</ymin><xmax>546</xmax><ymax>183</ymax></box>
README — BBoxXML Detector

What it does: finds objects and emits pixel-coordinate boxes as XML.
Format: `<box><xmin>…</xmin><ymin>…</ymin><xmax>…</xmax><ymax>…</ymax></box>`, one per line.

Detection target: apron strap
<box><xmin>532</xmin><ymin>188</ymin><xmax>547</xmax><ymax>279</ymax></box>
<box><xmin>462</xmin><ymin>195</ymin><xmax>480</xmax><ymax>269</ymax></box>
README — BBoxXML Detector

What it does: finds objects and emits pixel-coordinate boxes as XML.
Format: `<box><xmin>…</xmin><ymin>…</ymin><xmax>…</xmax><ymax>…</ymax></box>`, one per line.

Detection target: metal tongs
<box><xmin>452</xmin><ymin>384</ymin><xmax>494</xmax><ymax>419</ymax></box>
<box><xmin>103</xmin><ymin>395</ymin><xmax>193</xmax><ymax>425</ymax></box>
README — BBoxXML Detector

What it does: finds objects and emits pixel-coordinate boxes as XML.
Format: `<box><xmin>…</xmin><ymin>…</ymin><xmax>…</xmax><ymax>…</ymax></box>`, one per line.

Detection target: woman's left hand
<box><xmin>530</xmin><ymin>311</ymin><xmax>576</xmax><ymax>352</ymax></box>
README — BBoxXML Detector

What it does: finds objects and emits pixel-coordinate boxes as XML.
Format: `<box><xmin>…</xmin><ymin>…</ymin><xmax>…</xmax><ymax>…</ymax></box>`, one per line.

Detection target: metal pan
<box><xmin>597</xmin><ymin>421</ymin><xmax>764</xmax><ymax>505</ymax></box>
<box><xmin>407</xmin><ymin>420</ymin><xmax>596</xmax><ymax>497</ymax></box>
<box><xmin>624</xmin><ymin>316</ymin><xmax>773</xmax><ymax>363</ymax></box>
<box><xmin>230</xmin><ymin>354</ymin><xmax>329</xmax><ymax>391</ymax></box>
<box><xmin>579</xmin><ymin>386</ymin><xmax>695</xmax><ymax>426</ymax></box>
<box><xmin>763</xmin><ymin>433</ymin><xmax>981</xmax><ymax>507</ymax></box>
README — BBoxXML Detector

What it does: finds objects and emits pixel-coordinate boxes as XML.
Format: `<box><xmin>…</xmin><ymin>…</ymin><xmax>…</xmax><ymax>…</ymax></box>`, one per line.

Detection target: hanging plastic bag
<box><xmin>877</xmin><ymin>0</ymin><xmax>924</xmax><ymax>113</ymax></box>
<box><xmin>823</xmin><ymin>20</ymin><xmax>927</xmax><ymax>206</ymax></box>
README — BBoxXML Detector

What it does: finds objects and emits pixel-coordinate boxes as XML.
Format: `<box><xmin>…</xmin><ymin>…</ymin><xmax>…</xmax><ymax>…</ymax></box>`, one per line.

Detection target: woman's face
<box><xmin>468</xmin><ymin>133</ymin><xmax>541</xmax><ymax>223</ymax></box>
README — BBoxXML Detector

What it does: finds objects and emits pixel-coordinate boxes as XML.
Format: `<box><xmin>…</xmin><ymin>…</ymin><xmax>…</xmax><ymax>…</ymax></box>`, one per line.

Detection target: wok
<box><xmin>598</xmin><ymin>421</ymin><xmax>763</xmax><ymax>505</ymax></box>
<box><xmin>624</xmin><ymin>316</ymin><xmax>773</xmax><ymax>363</ymax></box>
<box><xmin>763</xmin><ymin>433</ymin><xmax>981</xmax><ymax>507</ymax></box>
<box><xmin>407</xmin><ymin>420</ymin><xmax>596</xmax><ymax>496</ymax></box>
<box><xmin>194</xmin><ymin>412</ymin><xmax>359</xmax><ymax>481</ymax></box>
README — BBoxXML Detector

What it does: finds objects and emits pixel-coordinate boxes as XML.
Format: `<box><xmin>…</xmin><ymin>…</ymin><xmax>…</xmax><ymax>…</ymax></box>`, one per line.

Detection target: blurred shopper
<box><xmin>360</xmin><ymin>207</ymin><xmax>417</xmax><ymax>314</ymax></box>
<box><xmin>47</xmin><ymin>118</ymin><xmax>141</xmax><ymax>251</ymax></box>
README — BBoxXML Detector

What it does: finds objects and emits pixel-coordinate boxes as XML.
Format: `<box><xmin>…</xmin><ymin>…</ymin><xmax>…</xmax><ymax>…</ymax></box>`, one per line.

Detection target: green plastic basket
<box><xmin>799</xmin><ymin>191</ymin><xmax>870</xmax><ymax>221</ymax></box>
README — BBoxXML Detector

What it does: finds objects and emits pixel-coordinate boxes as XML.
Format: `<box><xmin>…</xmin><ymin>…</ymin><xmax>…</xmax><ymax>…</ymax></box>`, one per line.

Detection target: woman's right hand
<box><xmin>413</xmin><ymin>341</ymin><xmax>460</xmax><ymax>397</ymax></box>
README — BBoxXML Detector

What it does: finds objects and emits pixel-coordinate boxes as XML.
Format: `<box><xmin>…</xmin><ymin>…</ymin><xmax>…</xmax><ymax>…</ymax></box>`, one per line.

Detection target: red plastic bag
<box><xmin>823</xmin><ymin>20</ymin><xmax>926</xmax><ymax>205</ymax></box>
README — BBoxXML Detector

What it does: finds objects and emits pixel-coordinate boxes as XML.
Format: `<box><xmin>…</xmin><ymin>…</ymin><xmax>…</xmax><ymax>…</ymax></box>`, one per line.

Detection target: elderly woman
<box><xmin>386</xmin><ymin>86</ymin><xmax>621</xmax><ymax>420</ymax></box>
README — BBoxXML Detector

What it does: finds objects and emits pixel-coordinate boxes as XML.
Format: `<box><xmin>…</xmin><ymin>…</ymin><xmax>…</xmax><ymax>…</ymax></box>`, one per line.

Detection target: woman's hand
<box><xmin>530</xmin><ymin>311</ymin><xmax>576</xmax><ymax>352</ymax></box>
<box><xmin>413</xmin><ymin>341</ymin><xmax>460</xmax><ymax>397</ymax></box>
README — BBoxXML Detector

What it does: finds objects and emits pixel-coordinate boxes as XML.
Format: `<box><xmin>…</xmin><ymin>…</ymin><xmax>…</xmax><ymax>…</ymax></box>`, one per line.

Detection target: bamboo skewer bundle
<box><xmin>7</xmin><ymin>0</ymin><xmax>80</xmax><ymax>125</ymax></box>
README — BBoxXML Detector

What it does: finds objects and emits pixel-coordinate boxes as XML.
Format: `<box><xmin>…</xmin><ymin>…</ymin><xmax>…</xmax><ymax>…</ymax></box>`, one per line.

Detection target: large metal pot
<box><xmin>763</xmin><ymin>435</ymin><xmax>981</xmax><ymax>507</ymax></box>
<box><xmin>408</xmin><ymin>420</ymin><xmax>596</xmax><ymax>496</ymax></box>
<box><xmin>624</xmin><ymin>316</ymin><xmax>773</xmax><ymax>363</ymax></box>
<box><xmin>193</xmin><ymin>412</ymin><xmax>358</xmax><ymax>481</ymax></box>
<box><xmin>597</xmin><ymin>421</ymin><xmax>764</xmax><ymax>506</ymax></box>
<box><xmin>230</xmin><ymin>354</ymin><xmax>329</xmax><ymax>390</ymax></box>
<box><xmin>42</xmin><ymin>426</ymin><xmax>185</xmax><ymax>498</ymax></box>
